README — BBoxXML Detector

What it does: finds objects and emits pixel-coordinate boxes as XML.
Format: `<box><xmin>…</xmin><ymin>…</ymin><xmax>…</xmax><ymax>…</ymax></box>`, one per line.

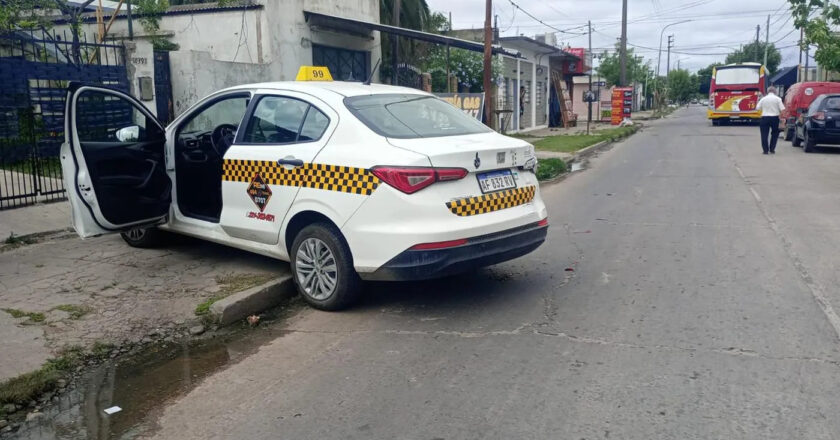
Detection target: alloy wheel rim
<box><xmin>295</xmin><ymin>238</ymin><xmax>338</xmax><ymax>300</ymax></box>
<box><xmin>126</xmin><ymin>228</ymin><xmax>145</xmax><ymax>241</ymax></box>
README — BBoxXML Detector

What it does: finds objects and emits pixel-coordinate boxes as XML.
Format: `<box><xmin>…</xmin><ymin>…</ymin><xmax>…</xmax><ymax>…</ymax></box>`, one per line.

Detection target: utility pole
<box><xmin>619</xmin><ymin>0</ymin><xmax>628</xmax><ymax>86</ymax></box>
<box><xmin>763</xmin><ymin>14</ymin><xmax>770</xmax><ymax>69</ymax></box>
<box><xmin>391</xmin><ymin>0</ymin><xmax>400</xmax><ymax>85</ymax></box>
<box><xmin>666</xmin><ymin>35</ymin><xmax>674</xmax><ymax>77</ymax></box>
<box><xmin>587</xmin><ymin>20</ymin><xmax>592</xmax><ymax>135</ymax></box>
<box><xmin>447</xmin><ymin>11</ymin><xmax>452</xmax><ymax>92</ymax></box>
<box><xmin>483</xmin><ymin>0</ymin><xmax>494</xmax><ymax>128</ymax></box>
<box><xmin>755</xmin><ymin>24</ymin><xmax>760</xmax><ymax>61</ymax></box>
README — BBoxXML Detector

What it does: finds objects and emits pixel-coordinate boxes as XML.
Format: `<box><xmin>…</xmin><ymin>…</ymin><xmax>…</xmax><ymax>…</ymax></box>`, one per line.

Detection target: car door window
<box><xmin>76</xmin><ymin>90</ymin><xmax>161</xmax><ymax>142</ymax></box>
<box><xmin>242</xmin><ymin>96</ymin><xmax>328</xmax><ymax>144</ymax></box>
<box><xmin>181</xmin><ymin>96</ymin><xmax>249</xmax><ymax>134</ymax></box>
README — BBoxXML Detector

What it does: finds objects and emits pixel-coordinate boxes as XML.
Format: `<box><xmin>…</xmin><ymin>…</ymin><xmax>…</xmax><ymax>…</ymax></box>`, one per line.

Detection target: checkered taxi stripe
<box><xmin>223</xmin><ymin>160</ymin><xmax>380</xmax><ymax>195</ymax></box>
<box><xmin>446</xmin><ymin>185</ymin><xmax>536</xmax><ymax>217</ymax></box>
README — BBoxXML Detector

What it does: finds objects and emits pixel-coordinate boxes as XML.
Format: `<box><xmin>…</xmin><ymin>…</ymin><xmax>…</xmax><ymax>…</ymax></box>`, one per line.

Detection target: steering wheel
<box><xmin>210</xmin><ymin>124</ymin><xmax>238</xmax><ymax>156</ymax></box>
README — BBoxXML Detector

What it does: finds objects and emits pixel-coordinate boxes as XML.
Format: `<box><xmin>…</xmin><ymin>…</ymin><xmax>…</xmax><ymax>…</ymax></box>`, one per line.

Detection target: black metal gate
<box><xmin>0</xmin><ymin>30</ymin><xmax>128</xmax><ymax>209</ymax></box>
<box><xmin>153</xmin><ymin>50</ymin><xmax>173</xmax><ymax>124</ymax></box>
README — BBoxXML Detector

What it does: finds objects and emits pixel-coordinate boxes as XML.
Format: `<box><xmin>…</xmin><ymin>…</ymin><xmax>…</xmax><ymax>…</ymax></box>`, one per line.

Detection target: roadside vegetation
<box><xmin>533</xmin><ymin>125</ymin><xmax>639</xmax><ymax>153</ymax></box>
<box><xmin>2</xmin><ymin>308</ymin><xmax>45</xmax><ymax>324</ymax></box>
<box><xmin>536</xmin><ymin>158</ymin><xmax>567</xmax><ymax>181</ymax></box>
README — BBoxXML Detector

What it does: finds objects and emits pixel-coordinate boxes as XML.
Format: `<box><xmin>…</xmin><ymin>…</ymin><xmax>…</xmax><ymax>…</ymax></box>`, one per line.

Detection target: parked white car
<box><xmin>60</xmin><ymin>70</ymin><xmax>548</xmax><ymax>310</ymax></box>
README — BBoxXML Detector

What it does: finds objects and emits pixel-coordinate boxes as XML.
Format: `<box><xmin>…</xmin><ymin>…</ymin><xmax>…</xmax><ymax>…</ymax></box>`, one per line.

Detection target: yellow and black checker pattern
<box><xmin>223</xmin><ymin>160</ymin><xmax>380</xmax><ymax>195</ymax></box>
<box><xmin>446</xmin><ymin>185</ymin><xmax>536</xmax><ymax>217</ymax></box>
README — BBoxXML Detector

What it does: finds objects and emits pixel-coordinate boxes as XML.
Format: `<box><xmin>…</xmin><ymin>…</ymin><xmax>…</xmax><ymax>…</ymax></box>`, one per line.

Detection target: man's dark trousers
<box><xmin>759</xmin><ymin>116</ymin><xmax>781</xmax><ymax>153</ymax></box>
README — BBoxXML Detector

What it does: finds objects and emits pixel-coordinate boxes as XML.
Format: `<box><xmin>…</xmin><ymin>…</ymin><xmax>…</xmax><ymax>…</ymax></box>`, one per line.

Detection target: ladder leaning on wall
<box><xmin>551</xmin><ymin>71</ymin><xmax>575</xmax><ymax>128</ymax></box>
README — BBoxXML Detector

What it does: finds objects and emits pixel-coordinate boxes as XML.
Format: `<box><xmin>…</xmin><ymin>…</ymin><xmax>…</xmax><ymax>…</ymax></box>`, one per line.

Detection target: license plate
<box><xmin>477</xmin><ymin>169</ymin><xmax>516</xmax><ymax>193</ymax></box>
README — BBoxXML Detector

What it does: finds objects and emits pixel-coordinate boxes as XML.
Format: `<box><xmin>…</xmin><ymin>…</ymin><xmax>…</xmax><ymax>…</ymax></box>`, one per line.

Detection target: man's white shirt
<box><xmin>757</xmin><ymin>93</ymin><xmax>785</xmax><ymax>117</ymax></box>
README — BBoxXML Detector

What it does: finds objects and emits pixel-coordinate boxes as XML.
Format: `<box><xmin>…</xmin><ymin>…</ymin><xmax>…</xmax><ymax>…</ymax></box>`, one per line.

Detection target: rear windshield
<box><xmin>344</xmin><ymin>94</ymin><xmax>491</xmax><ymax>139</ymax></box>
<box><xmin>715</xmin><ymin>67</ymin><xmax>760</xmax><ymax>86</ymax></box>
<box><xmin>824</xmin><ymin>97</ymin><xmax>840</xmax><ymax>110</ymax></box>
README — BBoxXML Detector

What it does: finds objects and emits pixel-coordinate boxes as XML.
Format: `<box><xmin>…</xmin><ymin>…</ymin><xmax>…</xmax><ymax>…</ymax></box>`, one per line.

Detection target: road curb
<box><xmin>209</xmin><ymin>275</ymin><xmax>296</xmax><ymax>325</ymax></box>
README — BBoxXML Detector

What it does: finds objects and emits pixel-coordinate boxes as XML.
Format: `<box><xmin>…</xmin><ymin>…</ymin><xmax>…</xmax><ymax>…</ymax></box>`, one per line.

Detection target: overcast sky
<box><xmin>426</xmin><ymin>0</ymin><xmax>805</xmax><ymax>73</ymax></box>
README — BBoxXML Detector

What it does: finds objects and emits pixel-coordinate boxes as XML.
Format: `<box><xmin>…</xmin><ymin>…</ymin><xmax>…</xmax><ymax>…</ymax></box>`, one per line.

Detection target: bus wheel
<box><xmin>712</xmin><ymin>119</ymin><xmax>719</xmax><ymax>126</ymax></box>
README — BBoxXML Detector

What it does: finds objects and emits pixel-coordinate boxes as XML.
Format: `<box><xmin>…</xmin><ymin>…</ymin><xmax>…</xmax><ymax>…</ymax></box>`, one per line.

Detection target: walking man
<box><xmin>757</xmin><ymin>86</ymin><xmax>785</xmax><ymax>154</ymax></box>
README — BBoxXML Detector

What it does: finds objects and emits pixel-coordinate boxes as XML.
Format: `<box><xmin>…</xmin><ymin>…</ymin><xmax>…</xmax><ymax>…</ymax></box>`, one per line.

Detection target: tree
<box><xmin>724</xmin><ymin>41</ymin><xmax>782</xmax><ymax>74</ymax></box>
<box><xmin>667</xmin><ymin>69</ymin><xmax>696</xmax><ymax>103</ymax></box>
<box><xmin>696</xmin><ymin>63</ymin><xmax>723</xmax><ymax>95</ymax></box>
<box><xmin>790</xmin><ymin>0</ymin><xmax>840</xmax><ymax>74</ymax></box>
<box><xmin>596</xmin><ymin>46</ymin><xmax>650</xmax><ymax>87</ymax></box>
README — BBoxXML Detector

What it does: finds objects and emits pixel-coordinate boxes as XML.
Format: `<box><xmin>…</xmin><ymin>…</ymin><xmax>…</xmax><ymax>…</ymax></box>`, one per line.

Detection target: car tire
<box><xmin>120</xmin><ymin>226</ymin><xmax>166</xmax><ymax>248</ymax></box>
<box><xmin>804</xmin><ymin>130</ymin><xmax>817</xmax><ymax>153</ymax></box>
<box><xmin>290</xmin><ymin>223</ymin><xmax>360</xmax><ymax>311</ymax></box>
<box><xmin>792</xmin><ymin>131</ymin><xmax>802</xmax><ymax>147</ymax></box>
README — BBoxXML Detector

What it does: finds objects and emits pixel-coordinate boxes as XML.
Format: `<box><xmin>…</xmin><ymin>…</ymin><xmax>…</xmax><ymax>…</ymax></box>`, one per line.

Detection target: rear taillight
<box><xmin>537</xmin><ymin>218</ymin><xmax>549</xmax><ymax>227</ymax></box>
<box><xmin>371</xmin><ymin>166</ymin><xmax>468</xmax><ymax>194</ymax></box>
<box><xmin>813</xmin><ymin>111</ymin><xmax>826</xmax><ymax>121</ymax></box>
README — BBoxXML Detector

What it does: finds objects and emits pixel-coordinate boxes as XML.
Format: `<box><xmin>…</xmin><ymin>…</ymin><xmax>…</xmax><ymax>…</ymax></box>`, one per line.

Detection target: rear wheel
<box><xmin>290</xmin><ymin>223</ymin><xmax>360</xmax><ymax>311</ymax></box>
<box><xmin>804</xmin><ymin>130</ymin><xmax>817</xmax><ymax>153</ymax></box>
<box><xmin>712</xmin><ymin>119</ymin><xmax>720</xmax><ymax>126</ymax></box>
<box><xmin>120</xmin><ymin>226</ymin><xmax>166</xmax><ymax>248</ymax></box>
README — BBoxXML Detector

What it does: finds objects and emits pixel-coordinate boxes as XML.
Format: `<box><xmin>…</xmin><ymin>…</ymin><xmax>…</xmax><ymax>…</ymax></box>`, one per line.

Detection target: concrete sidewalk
<box><xmin>0</xmin><ymin>231</ymin><xmax>289</xmax><ymax>382</ymax></box>
<box><xmin>0</xmin><ymin>200</ymin><xmax>72</xmax><ymax>240</ymax></box>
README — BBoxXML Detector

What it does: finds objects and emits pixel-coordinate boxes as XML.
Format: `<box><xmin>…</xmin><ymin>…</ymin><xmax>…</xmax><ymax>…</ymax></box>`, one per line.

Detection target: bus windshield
<box><xmin>715</xmin><ymin>67</ymin><xmax>760</xmax><ymax>86</ymax></box>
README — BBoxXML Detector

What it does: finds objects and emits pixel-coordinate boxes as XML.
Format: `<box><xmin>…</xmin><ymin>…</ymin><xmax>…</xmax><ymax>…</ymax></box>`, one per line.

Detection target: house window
<box><xmin>312</xmin><ymin>44</ymin><xmax>370</xmax><ymax>82</ymax></box>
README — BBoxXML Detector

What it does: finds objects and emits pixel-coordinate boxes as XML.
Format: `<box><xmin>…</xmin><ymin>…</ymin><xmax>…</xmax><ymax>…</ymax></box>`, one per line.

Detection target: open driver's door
<box><xmin>60</xmin><ymin>83</ymin><xmax>171</xmax><ymax>238</ymax></box>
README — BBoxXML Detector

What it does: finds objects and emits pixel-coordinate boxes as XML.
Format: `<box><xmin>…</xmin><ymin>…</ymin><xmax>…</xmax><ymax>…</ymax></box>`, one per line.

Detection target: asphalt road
<box><xmin>144</xmin><ymin>107</ymin><xmax>840</xmax><ymax>439</ymax></box>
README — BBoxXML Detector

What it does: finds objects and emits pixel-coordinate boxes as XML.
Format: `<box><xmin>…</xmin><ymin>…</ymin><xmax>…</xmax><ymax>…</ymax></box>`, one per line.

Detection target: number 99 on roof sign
<box><xmin>296</xmin><ymin>66</ymin><xmax>333</xmax><ymax>81</ymax></box>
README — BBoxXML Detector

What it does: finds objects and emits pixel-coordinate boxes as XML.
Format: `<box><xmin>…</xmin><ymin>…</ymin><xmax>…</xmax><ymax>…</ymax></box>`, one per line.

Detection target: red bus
<box><xmin>707</xmin><ymin>62</ymin><xmax>766</xmax><ymax>125</ymax></box>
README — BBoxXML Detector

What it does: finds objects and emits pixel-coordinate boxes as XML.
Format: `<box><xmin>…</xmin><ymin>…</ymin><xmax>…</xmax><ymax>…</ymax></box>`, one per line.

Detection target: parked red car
<box><xmin>782</xmin><ymin>82</ymin><xmax>840</xmax><ymax>141</ymax></box>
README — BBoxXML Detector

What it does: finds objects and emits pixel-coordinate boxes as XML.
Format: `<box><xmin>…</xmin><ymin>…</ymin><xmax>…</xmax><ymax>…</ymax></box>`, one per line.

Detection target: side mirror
<box><xmin>115</xmin><ymin>125</ymin><xmax>141</xmax><ymax>142</ymax></box>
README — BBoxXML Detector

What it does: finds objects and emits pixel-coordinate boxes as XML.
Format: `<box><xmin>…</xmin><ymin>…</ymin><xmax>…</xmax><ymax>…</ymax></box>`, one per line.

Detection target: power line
<box><xmin>504</xmin><ymin>0</ymin><xmax>587</xmax><ymax>35</ymax></box>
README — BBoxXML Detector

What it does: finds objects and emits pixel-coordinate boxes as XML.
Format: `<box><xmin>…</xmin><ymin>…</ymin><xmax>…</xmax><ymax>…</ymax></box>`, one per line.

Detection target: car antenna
<box><xmin>364</xmin><ymin>58</ymin><xmax>381</xmax><ymax>85</ymax></box>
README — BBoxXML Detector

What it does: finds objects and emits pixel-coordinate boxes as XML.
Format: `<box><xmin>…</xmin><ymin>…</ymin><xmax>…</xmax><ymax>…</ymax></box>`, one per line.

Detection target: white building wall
<box><xmin>58</xmin><ymin>0</ymin><xmax>381</xmax><ymax>116</ymax></box>
<box><xmin>497</xmin><ymin>44</ymin><xmax>550</xmax><ymax>133</ymax></box>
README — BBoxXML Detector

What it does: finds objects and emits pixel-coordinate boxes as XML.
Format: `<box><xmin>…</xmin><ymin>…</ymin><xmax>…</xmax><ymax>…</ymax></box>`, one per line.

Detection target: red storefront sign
<box><xmin>562</xmin><ymin>48</ymin><xmax>587</xmax><ymax>75</ymax></box>
<box><xmin>611</xmin><ymin>87</ymin><xmax>633</xmax><ymax>125</ymax></box>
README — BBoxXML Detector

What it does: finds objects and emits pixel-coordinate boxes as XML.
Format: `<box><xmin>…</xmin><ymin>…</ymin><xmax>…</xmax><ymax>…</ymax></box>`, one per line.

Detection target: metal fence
<box><xmin>0</xmin><ymin>29</ymin><xmax>128</xmax><ymax>209</ymax></box>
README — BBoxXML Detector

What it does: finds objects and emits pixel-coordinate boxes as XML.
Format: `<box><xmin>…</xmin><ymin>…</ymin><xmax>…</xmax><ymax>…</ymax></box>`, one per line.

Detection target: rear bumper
<box><xmin>807</xmin><ymin>128</ymin><xmax>840</xmax><ymax>144</ymax></box>
<box><xmin>361</xmin><ymin>221</ymin><xmax>547</xmax><ymax>281</ymax></box>
<box><xmin>707</xmin><ymin>110</ymin><xmax>761</xmax><ymax>120</ymax></box>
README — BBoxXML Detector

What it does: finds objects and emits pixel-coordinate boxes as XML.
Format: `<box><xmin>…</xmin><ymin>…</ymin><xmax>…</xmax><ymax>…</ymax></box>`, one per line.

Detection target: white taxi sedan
<box><xmin>60</xmin><ymin>71</ymin><xmax>548</xmax><ymax>310</ymax></box>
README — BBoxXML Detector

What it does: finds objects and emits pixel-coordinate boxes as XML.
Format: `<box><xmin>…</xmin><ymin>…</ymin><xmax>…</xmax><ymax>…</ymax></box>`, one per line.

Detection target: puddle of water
<box><xmin>570</xmin><ymin>162</ymin><xmax>584</xmax><ymax>172</ymax></box>
<box><xmin>11</xmin><ymin>307</ymin><xmax>300</xmax><ymax>440</ymax></box>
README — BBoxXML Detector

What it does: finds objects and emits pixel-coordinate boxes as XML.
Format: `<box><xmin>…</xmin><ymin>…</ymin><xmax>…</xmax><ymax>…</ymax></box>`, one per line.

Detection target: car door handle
<box><xmin>277</xmin><ymin>158</ymin><xmax>304</xmax><ymax>167</ymax></box>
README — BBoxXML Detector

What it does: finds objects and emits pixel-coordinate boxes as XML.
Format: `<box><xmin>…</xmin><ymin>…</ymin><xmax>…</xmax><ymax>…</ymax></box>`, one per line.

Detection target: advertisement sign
<box><xmin>611</xmin><ymin>87</ymin><xmax>633</xmax><ymax>125</ymax></box>
<box><xmin>435</xmin><ymin>93</ymin><xmax>485</xmax><ymax>120</ymax></box>
<box><xmin>562</xmin><ymin>48</ymin><xmax>588</xmax><ymax>75</ymax></box>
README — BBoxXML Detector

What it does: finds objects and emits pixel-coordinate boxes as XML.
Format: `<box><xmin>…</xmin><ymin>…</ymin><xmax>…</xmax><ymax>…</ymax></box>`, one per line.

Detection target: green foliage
<box><xmin>697</xmin><ymin>63</ymin><xmax>723</xmax><ymax>95</ymax></box>
<box><xmin>2</xmin><ymin>308</ymin><xmax>45</xmax><ymax>323</ymax></box>
<box><xmin>0</xmin><ymin>0</ymin><xmax>54</xmax><ymax>32</ymax></box>
<box><xmin>536</xmin><ymin>158</ymin><xmax>567</xmax><ymax>181</ymax></box>
<box><xmin>724</xmin><ymin>41</ymin><xmax>782</xmax><ymax>74</ymax></box>
<box><xmin>790</xmin><ymin>0</ymin><xmax>840</xmax><ymax>74</ymax></box>
<box><xmin>0</xmin><ymin>346</ymin><xmax>82</xmax><ymax>405</ymax></box>
<box><xmin>423</xmin><ymin>47</ymin><xmax>502</xmax><ymax>92</ymax></box>
<box><xmin>134</xmin><ymin>0</ymin><xmax>170</xmax><ymax>34</ymax></box>
<box><xmin>596</xmin><ymin>46</ymin><xmax>651</xmax><ymax>87</ymax></box>
<box><xmin>666</xmin><ymin>69</ymin><xmax>698</xmax><ymax>103</ymax></box>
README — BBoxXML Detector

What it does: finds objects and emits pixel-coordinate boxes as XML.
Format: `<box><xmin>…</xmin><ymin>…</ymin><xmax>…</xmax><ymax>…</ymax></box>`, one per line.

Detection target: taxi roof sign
<box><xmin>296</xmin><ymin>66</ymin><xmax>333</xmax><ymax>81</ymax></box>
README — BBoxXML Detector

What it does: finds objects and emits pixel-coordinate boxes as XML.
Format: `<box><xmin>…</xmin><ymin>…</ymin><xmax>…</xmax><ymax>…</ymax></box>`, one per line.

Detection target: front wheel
<box><xmin>792</xmin><ymin>131</ymin><xmax>802</xmax><ymax>147</ymax></box>
<box><xmin>290</xmin><ymin>223</ymin><xmax>360</xmax><ymax>311</ymax></box>
<box><xmin>120</xmin><ymin>226</ymin><xmax>166</xmax><ymax>248</ymax></box>
<box><xmin>804</xmin><ymin>130</ymin><xmax>817</xmax><ymax>153</ymax></box>
<box><xmin>784</xmin><ymin>126</ymin><xmax>794</xmax><ymax>141</ymax></box>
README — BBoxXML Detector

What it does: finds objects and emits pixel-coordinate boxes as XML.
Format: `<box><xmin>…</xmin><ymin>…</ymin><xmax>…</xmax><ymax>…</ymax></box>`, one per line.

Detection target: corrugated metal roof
<box><xmin>53</xmin><ymin>1</ymin><xmax>263</xmax><ymax>24</ymax></box>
